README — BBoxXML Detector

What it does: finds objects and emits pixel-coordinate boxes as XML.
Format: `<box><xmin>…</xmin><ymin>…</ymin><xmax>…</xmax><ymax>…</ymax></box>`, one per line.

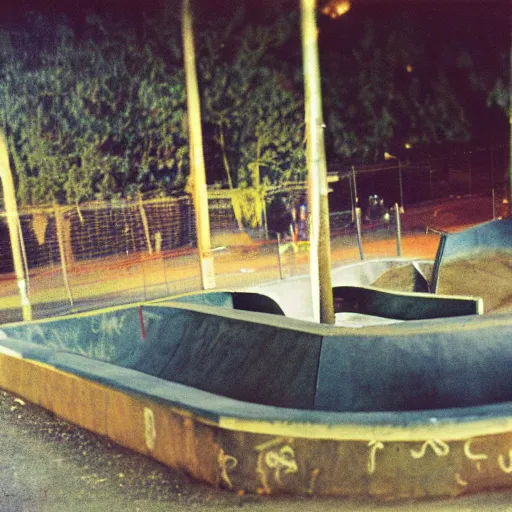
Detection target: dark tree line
<box><xmin>0</xmin><ymin>1</ymin><xmax>507</xmax><ymax>205</ymax></box>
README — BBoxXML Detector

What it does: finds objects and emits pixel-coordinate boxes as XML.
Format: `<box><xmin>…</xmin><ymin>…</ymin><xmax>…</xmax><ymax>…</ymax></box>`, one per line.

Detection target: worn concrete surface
<box><xmin>4</xmin><ymin>389</ymin><xmax>512</xmax><ymax>511</ymax></box>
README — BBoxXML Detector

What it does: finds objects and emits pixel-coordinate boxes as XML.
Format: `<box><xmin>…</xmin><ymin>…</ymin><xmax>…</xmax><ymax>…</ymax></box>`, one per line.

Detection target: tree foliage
<box><xmin>0</xmin><ymin>5</ymin><xmax>505</xmax><ymax>207</ymax></box>
<box><xmin>0</xmin><ymin>14</ymin><xmax>187</xmax><ymax>205</ymax></box>
<box><xmin>485</xmin><ymin>51</ymin><xmax>509</xmax><ymax>116</ymax></box>
<box><xmin>322</xmin><ymin>19</ymin><xmax>470</xmax><ymax>163</ymax></box>
<box><xmin>197</xmin><ymin>11</ymin><xmax>306</xmax><ymax>189</ymax></box>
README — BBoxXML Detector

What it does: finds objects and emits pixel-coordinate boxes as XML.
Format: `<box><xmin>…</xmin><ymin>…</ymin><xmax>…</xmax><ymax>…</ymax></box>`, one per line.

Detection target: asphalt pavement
<box><xmin>3</xmin><ymin>386</ymin><xmax>512</xmax><ymax>511</ymax></box>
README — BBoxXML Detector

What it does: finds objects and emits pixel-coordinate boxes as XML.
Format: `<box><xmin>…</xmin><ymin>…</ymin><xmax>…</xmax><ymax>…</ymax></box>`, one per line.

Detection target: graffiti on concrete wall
<box><xmin>255</xmin><ymin>438</ymin><xmax>299</xmax><ymax>494</ymax></box>
<box><xmin>218</xmin><ymin>449</ymin><xmax>238</xmax><ymax>489</ymax></box>
<box><xmin>213</xmin><ymin>432</ymin><xmax>512</xmax><ymax>497</ymax></box>
<box><xmin>0</xmin><ymin>308</ymin><xmax>163</xmax><ymax>363</ymax></box>
<box><xmin>367</xmin><ymin>436</ymin><xmax>512</xmax><ymax>490</ymax></box>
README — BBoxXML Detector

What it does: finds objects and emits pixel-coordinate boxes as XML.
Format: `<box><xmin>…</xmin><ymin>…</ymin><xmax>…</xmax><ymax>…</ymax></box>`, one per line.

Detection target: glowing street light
<box><xmin>320</xmin><ymin>0</ymin><xmax>351</xmax><ymax>19</ymax></box>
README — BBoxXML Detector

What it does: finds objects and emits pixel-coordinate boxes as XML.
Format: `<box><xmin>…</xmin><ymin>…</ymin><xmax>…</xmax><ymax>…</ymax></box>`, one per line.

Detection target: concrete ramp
<box><xmin>432</xmin><ymin>219</ymin><xmax>512</xmax><ymax>292</ymax></box>
<box><xmin>142</xmin><ymin>304</ymin><xmax>320</xmax><ymax>408</ymax></box>
<box><xmin>169</xmin><ymin>290</ymin><xmax>286</xmax><ymax>316</ymax></box>
<box><xmin>3</xmin><ymin>296</ymin><xmax>512</xmax><ymax>414</ymax></box>
<box><xmin>3</xmin><ymin>280</ymin><xmax>512</xmax><ymax>498</ymax></box>
<box><xmin>0</xmin><ymin>294</ymin><xmax>319</xmax><ymax>409</ymax></box>
<box><xmin>0</xmin><ymin>305</ymin><xmax>144</xmax><ymax>367</ymax></box>
<box><xmin>317</xmin><ymin>313</ymin><xmax>512</xmax><ymax>412</ymax></box>
<box><xmin>333</xmin><ymin>285</ymin><xmax>482</xmax><ymax>320</ymax></box>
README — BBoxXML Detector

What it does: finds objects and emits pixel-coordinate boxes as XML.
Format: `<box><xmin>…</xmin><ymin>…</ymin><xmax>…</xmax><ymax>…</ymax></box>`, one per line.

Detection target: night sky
<box><xmin>1</xmin><ymin>0</ymin><xmax>506</xmax><ymax>63</ymax></box>
<box><xmin>0</xmin><ymin>0</ymin><xmax>508</xmax><ymax>145</ymax></box>
<box><xmin>0</xmin><ymin>0</ymin><xmax>508</xmax><ymax>25</ymax></box>
<box><xmin>0</xmin><ymin>0</ymin><xmax>507</xmax><ymax>58</ymax></box>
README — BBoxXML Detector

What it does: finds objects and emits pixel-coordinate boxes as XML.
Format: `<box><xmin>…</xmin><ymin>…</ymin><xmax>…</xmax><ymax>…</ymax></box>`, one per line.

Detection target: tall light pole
<box><xmin>182</xmin><ymin>0</ymin><xmax>215</xmax><ymax>289</ymax></box>
<box><xmin>301</xmin><ymin>0</ymin><xmax>337</xmax><ymax>324</ymax></box>
<box><xmin>508</xmin><ymin>32</ymin><xmax>512</xmax><ymax>214</ymax></box>
<box><xmin>0</xmin><ymin>130</ymin><xmax>31</xmax><ymax>321</ymax></box>
<box><xmin>384</xmin><ymin>152</ymin><xmax>404</xmax><ymax>212</ymax></box>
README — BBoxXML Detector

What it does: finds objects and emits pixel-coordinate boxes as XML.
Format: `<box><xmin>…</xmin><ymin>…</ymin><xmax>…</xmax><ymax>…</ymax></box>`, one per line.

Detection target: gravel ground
<box><xmin>3</xmin><ymin>390</ymin><xmax>512</xmax><ymax>511</ymax></box>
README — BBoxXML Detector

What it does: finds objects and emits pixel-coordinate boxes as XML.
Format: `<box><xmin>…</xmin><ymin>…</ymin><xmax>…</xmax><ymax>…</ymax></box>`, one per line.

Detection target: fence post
<box><xmin>468</xmin><ymin>151</ymin><xmax>472</xmax><ymax>196</ymax></box>
<box><xmin>262</xmin><ymin>189</ymin><xmax>269</xmax><ymax>240</ymax></box>
<box><xmin>490</xmin><ymin>145</ymin><xmax>495</xmax><ymax>192</ymax></box>
<box><xmin>355</xmin><ymin>207</ymin><xmax>364</xmax><ymax>260</ymax></box>
<box><xmin>138</xmin><ymin>194</ymin><xmax>153</xmax><ymax>255</ymax></box>
<box><xmin>276</xmin><ymin>233</ymin><xmax>284</xmax><ymax>280</ymax></box>
<box><xmin>394</xmin><ymin>203</ymin><xmax>402</xmax><ymax>257</ymax></box>
<box><xmin>351</xmin><ymin>165</ymin><xmax>358</xmax><ymax>206</ymax></box>
<box><xmin>54</xmin><ymin>203</ymin><xmax>74</xmax><ymax>309</ymax></box>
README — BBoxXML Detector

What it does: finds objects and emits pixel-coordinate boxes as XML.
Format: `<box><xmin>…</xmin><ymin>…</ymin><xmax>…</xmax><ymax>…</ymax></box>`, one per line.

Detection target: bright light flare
<box><xmin>320</xmin><ymin>0</ymin><xmax>351</xmax><ymax>19</ymax></box>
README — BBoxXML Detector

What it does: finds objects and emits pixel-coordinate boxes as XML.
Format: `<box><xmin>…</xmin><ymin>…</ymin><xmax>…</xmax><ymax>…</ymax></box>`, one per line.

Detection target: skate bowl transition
<box><xmin>0</xmin><ymin>220</ymin><xmax>512</xmax><ymax>498</ymax></box>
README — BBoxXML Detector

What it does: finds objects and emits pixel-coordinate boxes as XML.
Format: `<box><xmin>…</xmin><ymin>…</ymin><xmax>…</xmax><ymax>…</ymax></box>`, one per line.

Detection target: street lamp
<box><xmin>384</xmin><ymin>151</ymin><xmax>404</xmax><ymax>213</ymax></box>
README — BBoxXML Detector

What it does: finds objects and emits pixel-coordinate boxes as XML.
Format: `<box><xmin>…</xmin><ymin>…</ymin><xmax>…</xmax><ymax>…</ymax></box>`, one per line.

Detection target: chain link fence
<box><xmin>0</xmin><ymin>144</ymin><xmax>507</xmax><ymax>322</ymax></box>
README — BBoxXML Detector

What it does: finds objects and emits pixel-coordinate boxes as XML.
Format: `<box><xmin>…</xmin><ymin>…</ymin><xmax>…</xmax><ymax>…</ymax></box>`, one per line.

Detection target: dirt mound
<box><xmin>373</xmin><ymin>252</ymin><xmax>512</xmax><ymax>314</ymax></box>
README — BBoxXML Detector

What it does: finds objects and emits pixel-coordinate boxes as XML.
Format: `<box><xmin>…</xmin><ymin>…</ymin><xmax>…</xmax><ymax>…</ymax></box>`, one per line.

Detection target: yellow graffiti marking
<box><xmin>143</xmin><ymin>407</ymin><xmax>156</xmax><ymax>451</ymax></box>
<box><xmin>256</xmin><ymin>461</ymin><xmax>271</xmax><ymax>494</ymax></box>
<box><xmin>455</xmin><ymin>473</ymin><xmax>468</xmax><ymax>487</ymax></box>
<box><xmin>410</xmin><ymin>440</ymin><xmax>450</xmax><ymax>459</ymax></box>
<box><xmin>308</xmin><ymin>468</ymin><xmax>320</xmax><ymax>495</ymax></box>
<box><xmin>255</xmin><ymin>438</ymin><xmax>297</xmax><ymax>493</ymax></box>
<box><xmin>255</xmin><ymin>437</ymin><xmax>291</xmax><ymax>452</ymax></box>
<box><xmin>265</xmin><ymin>445</ymin><xmax>298</xmax><ymax>486</ymax></box>
<box><xmin>367</xmin><ymin>440</ymin><xmax>384</xmax><ymax>474</ymax></box>
<box><xmin>218</xmin><ymin>449</ymin><xmax>238</xmax><ymax>489</ymax></box>
<box><xmin>464</xmin><ymin>439</ymin><xmax>488</xmax><ymax>461</ymax></box>
<box><xmin>498</xmin><ymin>450</ymin><xmax>512</xmax><ymax>474</ymax></box>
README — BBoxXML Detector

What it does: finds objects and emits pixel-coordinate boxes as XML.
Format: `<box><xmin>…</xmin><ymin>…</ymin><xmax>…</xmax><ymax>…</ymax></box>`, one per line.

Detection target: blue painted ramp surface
<box><xmin>0</xmin><ymin>297</ymin><xmax>320</xmax><ymax>410</ymax></box>
<box><xmin>0</xmin><ymin>306</ymin><xmax>144</xmax><ymax>366</ymax></box>
<box><xmin>170</xmin><ymin>290</ymin><xmax>286</xmax><ymax>316</ymax></box>
<box><xmin>2</xmin><ymin>290</ymin><xmax>512</xmax><ymax>414</ymax></box>
<box><xmin>333</xmin><ymin>285</ymin><xmax>481</xmax><ymax>320</ymax></box>
<box><xmin>316</xmin><ymin>313</ymin><xmax>512</xmax><ymax>412</ymax></box>
<box><xmin>142</xmin><ymin>305</ymin><xmax>321</xmax><ymax>408</ymax></box>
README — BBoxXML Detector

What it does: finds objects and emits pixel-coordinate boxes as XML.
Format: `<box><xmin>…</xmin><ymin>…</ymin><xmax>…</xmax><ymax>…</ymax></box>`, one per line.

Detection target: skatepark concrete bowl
<box><xmin>1</xmin><ymin>221</ymin><xmax>512</xmax><ymax>499</ymax></box>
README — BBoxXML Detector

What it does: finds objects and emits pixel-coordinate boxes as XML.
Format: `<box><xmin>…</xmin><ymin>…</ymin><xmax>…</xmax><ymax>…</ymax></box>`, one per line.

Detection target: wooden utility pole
<box><xmin>182</xmin><ymin>0</ymin><xmax>215</xmax><ymax>289</ymax></box>
<box><xmin>300</xmin><ymin>0</ymin><xmax>334</xmax><ymax>324</ymax></box>
<box><xmin>509</xmin><ymin>40</ymin><xmax>512</xmax><ymax>212</ymax></box>
<box><xmin>54</xmin><ymin>204</ymin><xmax>74</xmax><ymax>309</ymax></box>
<box><xmin>0</xmin><ymin>130</ymin><xmax>32</xmax><ymax>321</ymax></box>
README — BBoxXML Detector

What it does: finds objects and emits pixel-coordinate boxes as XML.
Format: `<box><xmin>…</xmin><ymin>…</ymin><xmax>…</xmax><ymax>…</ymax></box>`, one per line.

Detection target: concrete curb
<box><xmin>3</xmin><ymin>342</ymin><xmax>512</xmax><ymax>498</ymax></box>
